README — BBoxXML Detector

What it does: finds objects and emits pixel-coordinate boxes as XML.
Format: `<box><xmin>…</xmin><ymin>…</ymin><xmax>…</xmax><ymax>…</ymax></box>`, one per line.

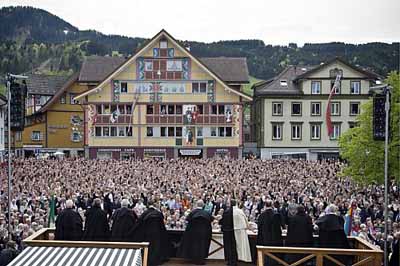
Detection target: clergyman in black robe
<box><xmin>82</xmin><ymin>198</ymin><xmax>110</xmax><ymax>241</ymax></box>
<box><xmin>286</xmin><ymin>205</ymin><xmax>314</xmax><ymax>263</ymax></box>
<box><xmin>256</xmin><ymin>200</ymin><xmax>283</xmax><ymax>266</ymax></box>
<box><xmin>219</xmin><ymin>200</ymin><xmax>238</xmax><ymax>266</ymax></box>
<box><xmin>55</xmin><ymin>199</ymin><xmax>83</xmax><ymax>241</ymax></box>
<box><xmin>111</xmin><ymin>199</ymin><xmax>138</xmax><ymax>242</ymax></box>
<box><xmin>131</xmin><ymin>201</ymin><xmax>169</xmax><ymax>266</ymax></box>
<box><xmin>179</xmin><ymin>200</ymin><xmax>213</xmax><ymax>265</ymax></box>
<box><xmin>315</xmin><ymin>204</ymin><xmax>350</xmax><ymax>266</ymax></box>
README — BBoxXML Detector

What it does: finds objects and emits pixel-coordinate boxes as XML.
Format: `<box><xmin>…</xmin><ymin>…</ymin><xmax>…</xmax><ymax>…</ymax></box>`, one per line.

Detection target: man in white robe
<box><xmin>232</xmin><ymin>200</ymin><xmax>252</xmax><ymax>263</ymax></box>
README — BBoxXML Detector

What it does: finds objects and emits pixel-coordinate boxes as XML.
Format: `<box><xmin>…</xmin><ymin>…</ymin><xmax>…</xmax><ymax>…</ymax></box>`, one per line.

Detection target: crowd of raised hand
<box><xmin>0</xmin><ymin>157</ymin><xmax>399</xmax><ymax>251</ymax></box>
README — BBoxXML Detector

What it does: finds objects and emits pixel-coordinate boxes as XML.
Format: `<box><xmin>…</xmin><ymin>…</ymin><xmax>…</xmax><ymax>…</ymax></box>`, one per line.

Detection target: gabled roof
<box><xmin>79</xmin><ymin>56</ymin><xmax>126</xmax><ymax>83</ymax></box>
<box><xmin>294</xmin><ymin>57</ymin><xmax>381</xmax><ymax>81</ymax></box>
<box><xmin>200</xmin><ymin>57</ymin><xmax>249</xmax><ymax>83</ymax></box>
<box><xmin>254</xmin><ymin>66</ymin><xmax>313</xmax><ymax>96</ymax></box>
<box><xmin>75</xmin><ymin>29</ymin><xmax>252</xmax><ymax>101</ymax></box>
<box><xmin>38</xmin><ymin>73</ymin><xmax>79</xmax><ymax>113</ymax></box>
<box><xmin>26</xmin><ymin>74</ymin><xmax>69</xmax><ymax>95</ymax></box>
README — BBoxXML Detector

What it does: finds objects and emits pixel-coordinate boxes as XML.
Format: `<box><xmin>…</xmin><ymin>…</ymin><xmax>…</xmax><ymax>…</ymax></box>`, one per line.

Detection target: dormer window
<box><xmin>160</xmin><ymin>39</ymin><xmax>168</xmax><ymax>49</ymax></box>
<box><xmin>280</xmin><ymin>80</ymin><xmax>288</xmax><ymax>87</ymax></box>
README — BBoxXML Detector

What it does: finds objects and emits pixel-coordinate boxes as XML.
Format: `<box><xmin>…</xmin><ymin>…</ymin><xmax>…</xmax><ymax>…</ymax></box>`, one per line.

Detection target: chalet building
<box><xmin>74</xmin><ymin>29</ymin><xmax>252</xmax><ymax>159</ymax></box>
<box><xmin>252</xmin><ymin>58</ymin><xmax>381</xmax><ymax>160</ymax></box>
<box><xmin>13</xmin><ymin>74</ymin><xmax>86</xmax><ymax>157</ymax></box>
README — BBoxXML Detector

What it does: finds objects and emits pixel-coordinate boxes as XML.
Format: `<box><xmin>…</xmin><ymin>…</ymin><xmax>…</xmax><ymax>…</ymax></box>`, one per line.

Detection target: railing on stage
<box><xmin>256</xmin><ymin>236</ymin><xmax>383</xmax><ymax>266</ymax></box>
<box><xmin>24</xmin><ymin>228</ymin><xmax>150</xmax><ymax>266</ymax></box>
<box><xmin>25</xmin><ymin>228</ymin><xmax>383</xmax><ymax>266</ymax></box>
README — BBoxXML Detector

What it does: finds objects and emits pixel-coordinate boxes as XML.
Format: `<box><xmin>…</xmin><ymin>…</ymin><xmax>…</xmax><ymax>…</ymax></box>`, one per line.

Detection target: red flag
<box><xmin>326</xmin><ymin>75</ymin><xmax>341</xmax><ymax>137</ymax></box>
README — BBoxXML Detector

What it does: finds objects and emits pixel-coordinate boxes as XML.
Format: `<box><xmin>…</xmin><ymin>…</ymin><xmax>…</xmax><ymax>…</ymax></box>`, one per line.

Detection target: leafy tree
<box><xmin>339</xmin><ymin>72</ymin><xmax>400</xmax><ymax>184</ymax></box>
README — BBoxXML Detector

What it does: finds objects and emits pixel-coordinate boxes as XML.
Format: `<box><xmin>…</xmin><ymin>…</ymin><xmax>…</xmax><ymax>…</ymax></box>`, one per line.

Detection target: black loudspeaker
<box><xmin>373</xmin><ymin>95</ymin><xmax>387</xmax><ymax>141</ymax></box>
<box><xmin>10</xmin><ymin>80</ymin><xmax>27</xmax><ymax>131</ymax></box>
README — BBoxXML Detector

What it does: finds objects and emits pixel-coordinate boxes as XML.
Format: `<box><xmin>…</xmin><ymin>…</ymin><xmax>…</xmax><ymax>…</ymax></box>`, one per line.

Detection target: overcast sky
<box><xmin>1</xmin><ymin>0</ymin><xmax>399</xmax><ymax>45</ymax></box>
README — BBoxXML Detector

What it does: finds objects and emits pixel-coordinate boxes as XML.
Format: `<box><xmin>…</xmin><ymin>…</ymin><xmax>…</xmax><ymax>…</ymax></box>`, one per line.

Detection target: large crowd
<box><xmin>0</xmin><ymin>158</ymin><xmax>399</xmax><ymax>259</ymax></box>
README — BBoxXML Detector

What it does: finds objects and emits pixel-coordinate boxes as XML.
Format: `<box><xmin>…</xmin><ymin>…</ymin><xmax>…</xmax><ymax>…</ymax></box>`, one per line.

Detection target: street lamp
<box><xmin>5</xmin><ymin>73</ymin><xmax>27</xmax><ymax>240</ymax></box>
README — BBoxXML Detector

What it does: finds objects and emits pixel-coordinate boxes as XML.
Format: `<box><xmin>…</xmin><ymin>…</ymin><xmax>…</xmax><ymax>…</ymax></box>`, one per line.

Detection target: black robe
<box><xmin>219</xmin><ymin>207</ymin><xmax>238</xmax><ymax>266</ymax></box>
<box><xmin>286</xmin><ymin>213</ymin><xmax>313</xmax><ymax>247</ymax></box>
<box><xmin>132</xmin><ymin>207</ymin><xmax>169</xmax><ymax>266</ymax></box>
<box><xmin>315</xmin><ymin>214</ymin><xmax>350</xmax><ymax>266</ymax></box>
<box><xmin>179</xmin><ymin>208</ymin><xmax>213</xmax><ymax>264</ymax></box>
<box><xmin>111</xmin><ymin>207</ymin><xmax>138</xmax><ymax>242</ymax></box>
<box><xmin>55</xmin><ymin>208</ymin><xmax>83</xmax><ymax>241</ymax></box>
<box><xmin>389</xmin><ymin>239</ymin><xmax>399</xmax><ymax>266</ymax></box>
<box><xmin>315</xmin><ymin>214</ymin><xmax>350</xmax><ymax>248</ymax></box>
<box><xmin>82</xmin><ymin>206</ymin><xmax>110</xmax><ymax>241</ymax></box>
<box><xmin>257</xmin><ymin>208</ymin><xmax>283</xmax><ymax>246</ymax></box>
<box><xmin>0</xmin><ymin>248</ymin><xmax>19</xmax><ymax>266</ymax></box>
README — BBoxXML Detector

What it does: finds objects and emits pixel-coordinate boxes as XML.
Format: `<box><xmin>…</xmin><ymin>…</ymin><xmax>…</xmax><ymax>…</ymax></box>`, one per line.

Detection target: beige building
<box><xmin>253</xmin><ymin>58</ymin><xmax>381</xmax><ymax>160</ymax></box>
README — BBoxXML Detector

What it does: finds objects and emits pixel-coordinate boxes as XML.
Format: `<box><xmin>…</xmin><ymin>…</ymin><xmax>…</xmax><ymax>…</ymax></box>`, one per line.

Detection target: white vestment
<box><xmin>232</xmin><ymin>206</ymin><xmax>252</xmax><ymax>262</ymax></box>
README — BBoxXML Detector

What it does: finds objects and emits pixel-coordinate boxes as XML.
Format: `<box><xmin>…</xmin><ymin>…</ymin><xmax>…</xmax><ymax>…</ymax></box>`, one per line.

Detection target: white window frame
<box><xmin>331</xmin><ymin>123</ymin><xmax>341</xmax><ymax>140</ymax></box>
<box><xmin>31</xmin><ymin>131</ymin><xmax>42</xmax><ymax>141</ymax></box>
<box><xmin>291</xmin><ymin>124</ymin><xmax>302</xmax><ymax>140</ymax></box>
<box><xmin>291</xmin><ymin>102</ymin><xmax>302</xmax><ymax>116</ymax></box>
<box><xmin>71</xmin><ymin>132</ymin><xmax>82</xmax><ymax>142</ymax></box>
<box><xmin>311</xmin><ymin>81</ymin><xmax>321</xmax><ymax>94</ymax></box>
<box><xmin>192</xmin><ymin>82</ymin><xmax>208</xmax><ymax>94</ymax></box>
<box><xmin>311</xmin><ymin>102</ymin><xmax>321</xmax><ymax>116</ymax></box>
<box><xmin>331</xmin><ymin>102</ymin><xmax>340</xmax><ymax>116</ymax></box>
<box><xmin>350</xmin><ymin>81</ymin><xmax>361</xmax><ymax>94</ymax></box>
<box><xmin>166</xmin><ymin>59</ymin><xmax>182</xmax><ymax>71</ymax></box>
<box><xmin>272</xmin><ymin>102</ymin><xmax>283</xmax><ymax>116</ymax></box>
<box><xmin>310</xmin><ymin>124</ymin><xmax>321</xmax><ymax>140</ymax></box>
<box><xmin>272</xmin><ymin>123</ymin><xmax>283</xmax><ymax>140</ymax></box>
<box><xmin>144</xmin><ymin>61</ymin><xmax>153</xmax><ymax>71</ymax></box>
<box><xmin>350</xmin><ymin>102</ymin><xmax>360</xmax><ymax>116</ymax></box>
<box><xmin>160</xmin><ymin>40</ymin><xmax>168</xmax><ymax>49</ymax></box>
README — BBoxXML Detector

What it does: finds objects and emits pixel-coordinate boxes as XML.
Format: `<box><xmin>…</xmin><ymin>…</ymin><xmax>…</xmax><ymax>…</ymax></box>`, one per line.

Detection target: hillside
<box><xmin>0</xmin><ymin>6</ymin><xmax>398</xmax><ymax>80</ymax></box>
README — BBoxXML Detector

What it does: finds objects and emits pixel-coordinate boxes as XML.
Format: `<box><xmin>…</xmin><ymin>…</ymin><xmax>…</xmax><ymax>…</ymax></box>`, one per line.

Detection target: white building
<box><xmin>0</xmin><ymin>94</ymin><xmax>6</xmax><ymax>162</ymax></box>
<box><xmin>253</xmin><ymin>58</ymin><xmax>381</xmax><ymax>160</ymax></box>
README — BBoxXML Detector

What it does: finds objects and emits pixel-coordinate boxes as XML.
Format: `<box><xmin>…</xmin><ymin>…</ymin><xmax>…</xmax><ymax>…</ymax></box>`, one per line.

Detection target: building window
<box><xmin>167</xmin><ymin>60</ymin><xmax>182</xmax><ymax>71</ymax></box>
<box><xmin>348</xmin><ymin>122</ymin><xmax>359</xmax><ymax>129</ymax></box>
<box><xmin>160</xmin><ymin>39</ymin><xmax>168</xmax><ymax>49</ymax></box>
<box><xmin>217</xmin><ymin>127</ymin><xmax>233</xmax><ymax>137</ymax></box>
<box><xmin>210</xmin><ymin>127</ymin><xmax>217</xmax><ymax>137</ymax></box>
<box><xmin>311</xmin><ymin>81</ymin><xmax>321</xmax><ymax>94</ymax></box>
<box><xmin>291</xmin><ymin>102</ymin><xmax>302</xmax><ymax>116</ymax></box>
<box><xmin>60</xmin><ymin>93</ymin><xmax>66</xmax><ymax>104</ymax></box>
<box><xmin>272</xmin><ymin>102</ymin><xmax>283</xmax><ymax>116</ymax></box>
<box><xmin>310</xmin><ymin>123</ymin><xmax>321</xmax><ymax>140</ymax></box>
<box><xmin>280</xmin><ymin>80</ymin><xmax>288</xmax><ymax>87</ymax></box>
<box><xmin>350</xmin><ymin>102</ymin><xmax>360</xmax><ymax>115</ymax></box>
<box><xmin>196</xmin><ymin>127</ymin><xmax>203</xmax><ymax>137</ymax></box>
<box><xmin>16</xmin><ymin>131</ymin><xmax>22</xmax><ymax>141</ymax></box>
<box><xmin>146</xmin><ymin>127</ymin><xmax>153</xmax><ymax>137</ymax></box>
<box><xmin>192</xmin><ymin>82</ymin><xmax>207</xmax><ymax>93</ymax></box>
<box><xmin>144</xmin><ymin>61</ymin><xmax>153</xmax><ymax>71</ymax></box>
<box><xmin>103</xmin><ymin>127</ymin><xmax>110</xmax><ymax>137</ymax></box>
<box><xmin>218</xmin><ymin>105</ymin><xmax>225</xmax><ymax>115</ymax></box>
<box><xmin>69</xmin><ymin>94</ymin><xmax>78</xmax><ymax>105</ymax></box>
<box><xmin>176</xmin><ymin>127</ymin><xmax>182</xmax><ymax>137</ymax></box>
<box><xmin>126</xmin><ymin>127</ymin><xmax>133</xmax><ymax>137</ymax></box>
<box><xmin>331</xmin><ymin>123</ymin><xmax>341</xmax><ymax>140</ymax></box>
<box><xmin>146</xmin><ymin>105</ymin><xmax>154</xmax><ymax>114</ymax></box>
<box><xmin>120</xmin><ymin>82</ymin><xmax>128</xmax><ymax>93</ymax></box>
<box><xmin>71</xmin><ymin>132</ymin><xmax>82</xmax><ymax>142</ymax></box>
<box><xmin>31</xmin><ymin>131</ymin><xmax>42</xmax><ymax>141</ymax></box>
<box><xmin>211</xmin><ymin>105</ymin><xmax>218</xmax><ymax>115</ymax></box>
<box><xmin>118</xmin><ymin>127</ymin><xmax>125</xmax><ymax>137</ymax></box>
<box><xmin>176</xmin><ymin>105</ymin><xmax>182</xmax><ymax>114</ymax></box>
<box><xmin>291</xmin><ymin>124</ymin><xmax>302</xmax><ymax>140</ymax></box>
<box><xmin>272</xmin><ymin>123</ymin><xmax>283</xmax><ymax>140</ymax></box>
<box><xmin>331</xmin><ymin>102</ymin><xmax>340</xmax><ymax>116</ymax></box>
<box><xmin>95</xmin><ymin>127</ymin><xmax>102</xmax><ymax>137</ymax></box>
<box><xmin>311</xmin><ymin>102</ymin><xmax>321</xmax><ymax>116</ymax></box>
<box><xmin>350</xmin><ymin>81</ymin><xmax>361</xmax><ymax>94</ymax></box>
<box><xmin>331</xmin><ymin>80</ymin><xmax>341</xmax><ymax>94</ymax></box>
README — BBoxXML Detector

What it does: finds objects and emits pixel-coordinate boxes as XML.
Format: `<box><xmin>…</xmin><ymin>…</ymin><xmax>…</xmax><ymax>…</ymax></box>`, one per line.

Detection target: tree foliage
<box><xmin>339</xmin><ymin>72</ymin><xmax>400</xmax><ymax>184</ymax></box>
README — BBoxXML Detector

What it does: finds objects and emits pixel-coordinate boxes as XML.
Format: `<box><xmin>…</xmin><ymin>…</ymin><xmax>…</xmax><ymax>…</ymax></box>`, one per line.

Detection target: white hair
<box><xmin>196</xmin><ymin>199</ymin><xmax>205</xmax><ymax>208</ymax></box>
<box><xmin>66</xmin><ymin>200</ymin><xmax>74</xmax><ymax>209</ymax></box>
<box><xmin>121</xmin><ymin>199</ymin><xmax>130</xmax><ymax>208</ymax></box>
<box><xmin>325</xmin><ymin>204</ymin><xmax>337</xmax><ymax>215</ymax></box>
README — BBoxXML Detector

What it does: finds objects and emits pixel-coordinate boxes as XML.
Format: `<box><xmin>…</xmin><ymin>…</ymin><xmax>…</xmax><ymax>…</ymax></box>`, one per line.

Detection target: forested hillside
<box><xmin>0</xmin><ymin>6</ymin><xmax>398</xmax><ymax>80</ymax></box>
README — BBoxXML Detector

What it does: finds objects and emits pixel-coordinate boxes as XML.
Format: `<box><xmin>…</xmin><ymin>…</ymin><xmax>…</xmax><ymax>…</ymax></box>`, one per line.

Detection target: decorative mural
<box><xmin>207</xmin><ymin>80</ymin><xmax>215</xmax><ymax>102</ymax></box>
<box><xmin>87</xmin><ymin>104</ymin><xmax>96</xmax><ymax>137</ymax></box>
<box><xmin>137</xmin><ymin>58</ymin><xmax>145</xmax><ymax>80</ymax></box>
<box><xmin>182</xmin><ymin>58</ymin><xmax>190</xmax><ymax>80</ymax></box>
<box><xmin>113</xmin><ymin>80</ymin><xmax>120</xmax><ymax>102</ymax></box>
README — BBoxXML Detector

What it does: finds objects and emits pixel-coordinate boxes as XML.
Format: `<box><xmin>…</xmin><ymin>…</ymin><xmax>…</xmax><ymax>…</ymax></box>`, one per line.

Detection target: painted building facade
<box><xmin>75</xmin><ymin>30</ymin><xmax>252</xmax><ymax>159</ymax></box>
<box><xmin>253</xmin><ymin>58</ymin><xmax>380</xmax><ymax>160</ymax></box>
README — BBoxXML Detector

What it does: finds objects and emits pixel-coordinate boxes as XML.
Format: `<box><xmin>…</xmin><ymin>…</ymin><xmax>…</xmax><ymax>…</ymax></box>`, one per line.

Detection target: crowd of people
<box><xmin>0</xmin><ymin>157</ymin><xmax>399</xmax><ymax>265</ymax></box>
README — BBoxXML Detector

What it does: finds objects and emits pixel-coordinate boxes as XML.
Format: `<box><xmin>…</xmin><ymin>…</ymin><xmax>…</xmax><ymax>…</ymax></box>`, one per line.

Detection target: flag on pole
<box><xmin>48</xmin><ymin>194</ymin><xmax>56</xmax><ymax>228</ymax></box>
<box><xmin>326</xmin><ymin>75</ymin><xmax>341</xmax><ymax>137</ymax></box>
